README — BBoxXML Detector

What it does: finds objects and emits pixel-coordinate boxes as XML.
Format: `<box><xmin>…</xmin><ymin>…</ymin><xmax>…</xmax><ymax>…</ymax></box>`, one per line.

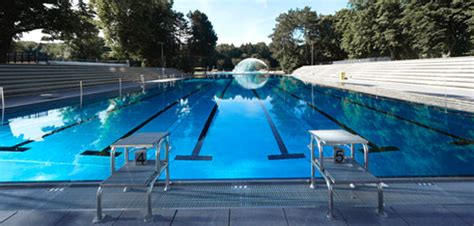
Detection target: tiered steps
<box><xmin>0</xmin><ymin>64</ymin><xmax>185</xmax><ymax>97</ymax></box>
<box><xmin>292</xmin><ymin>56</ymin><xmax>474</xmax><ymax>112</ymax></box>
<box><xmin>293</xmin><ymin>57</ymin><xmax>474</xmax><ymax>91</ymax></box>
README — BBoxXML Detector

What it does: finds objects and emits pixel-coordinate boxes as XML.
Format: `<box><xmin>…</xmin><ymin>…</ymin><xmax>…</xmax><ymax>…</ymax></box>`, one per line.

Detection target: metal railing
<box><xmin>5</xmin><ymin>51</ymin><xmax>51</xmax><ymax>64</ymax></box>
<box><xmin>1</xmin><ymin>87</ymin><xmax>4</xmax><ymax>124</ymax></box>
<box><xmin>79</xmin><ymin>81</ymin><xmax>83</xmax><ymax>108</ymax></box>
<box><xmin>119</xmin><ymin>78</ymin><xmax>122</xmax><ymax>97</ymax></box>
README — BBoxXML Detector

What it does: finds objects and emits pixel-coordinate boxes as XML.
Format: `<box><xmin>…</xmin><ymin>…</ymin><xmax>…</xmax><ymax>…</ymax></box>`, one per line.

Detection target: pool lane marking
<box><xmin>175</xmin><ymin>78</ymin><xmax>233</xmax><ymax>161</ymax></box>
<box><xmin>294</xmin><ymin>82</ymin><xmax>473</xmax><ymax>146</ymax></box>
<box><xmin>252</xmin><ymin>89</ymin><xmax>306</xmax><ymax>160</ymax></box>
<box><xmin>267</xmin><ymin>83</ymin><xmax>399</xmax><ymax>153</ymax></box>
<box><xmin>82</xmin><ymin>81</ymin><xmax>216</xmax><ymax>156</ymax></box>
<box><xmin>0</xmin><ymin>82</ymin><xmax>202</xmax><ymax>152</ymax></box>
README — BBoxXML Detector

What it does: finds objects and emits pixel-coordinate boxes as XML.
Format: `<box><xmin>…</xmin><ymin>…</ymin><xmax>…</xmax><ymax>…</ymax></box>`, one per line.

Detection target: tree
<box><xmin>402</xmin><ymin>1</ymin><xmax>473</xmax><ymax>57</ymax></box>
<box><xmin>470</xmin><ymin>3</ymin><xmax>474</xmax><ymax>55</ymax></box>
<box><xmin>215</xmin><ymin>44</ymin><xmax>241</xmax><ymax>70</ymax></box>
<box><xmin>94</xmin><ymin>0</ymin><xmax>180</xmax><ymax>66</ymax></box>
<box><xmin>171</xmin><ymin>12</ymin><xmax>193</xmax><ymax>71</ymax></box>
<box><xmin>341</xmin><ymin>1</ymin><xmax>382</xmax><ymax>58</ymax></box>
<box><xmin>270</xmin><ymin>7</ymin><xmax>345</xmax><ymax>73</ymax></box>
<box><xmin>373</xmin><ymin>1</ymin><xmax>408</xmax><ymax>59</ymax></box>
<box><xmin>187</xmin><ymin>10</ymin><xmax>218</xmax><ymax>69</ymax></box>
<box><xmin>214</xmin><ymin>42</ymin><xmax>278</xmax><ymax>71</ymax></box>
<box><xmin>270</xmin><ymin>7</ymin><xmax>315</xmax><ymax>73</ymax></box>
<box><xmin>0</xmin><ymin>0</ymin><xmax>77</xmax><ymax>63</ymax></box>
<box><xmin>315</xmin><ymin>15</ymin><xmax>347</xmax><ymax>62</ymax></box>
<box><xmin>45</xmin><ymin>0</ymin><xmax>107</xmax><ymax>60</ymax></box>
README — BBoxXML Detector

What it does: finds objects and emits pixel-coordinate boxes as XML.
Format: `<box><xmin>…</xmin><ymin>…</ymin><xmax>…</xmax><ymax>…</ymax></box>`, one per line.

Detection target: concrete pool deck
<box><xmin>1</xmin><ymin>78</ymin><xmax>185</xmax><ymax>115</ymax></box>
<box><xmin>292</xmin><ymin>76</ymin><xmax>474</xmax><ymax>114</ymax></box>
<box><xmin>0</xmin><ymin>180</ymin><xmax>473</xmax><ymax>225</ymax></box>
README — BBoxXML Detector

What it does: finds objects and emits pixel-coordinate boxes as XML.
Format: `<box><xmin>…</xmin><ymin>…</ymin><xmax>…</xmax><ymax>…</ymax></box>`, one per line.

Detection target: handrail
<box><xmin>140</xmin><ymin>74</ymin><xmax>146</xmax><ymax>93</ymax></box>
<box><xmin>119</xmin><ymin>78</ymin><xmax>122</xmax><ymax>97</ymax></box>
<box><xmin>0</xmin><ymin>87</ymin><xmax>4</xmax><ymax>124</ymax></box>
<box><xmin>79</xmin><ymin>81</ymin><xmax>83</xmax><ymax>108</ymax></box>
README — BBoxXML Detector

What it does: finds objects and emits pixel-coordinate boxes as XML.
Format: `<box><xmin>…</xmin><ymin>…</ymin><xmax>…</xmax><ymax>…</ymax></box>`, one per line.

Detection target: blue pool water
<box><xmin>0</xmin><ymin>75</ymin><xmax>473</xmax><ymax>182</ymax></box>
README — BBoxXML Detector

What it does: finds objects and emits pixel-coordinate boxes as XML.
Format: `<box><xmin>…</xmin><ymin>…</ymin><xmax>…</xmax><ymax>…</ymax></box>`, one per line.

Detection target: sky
<box><xmin>21</xmin><ymin>0</ymin><xmax>348</xmax><ymax>46</ymax></box>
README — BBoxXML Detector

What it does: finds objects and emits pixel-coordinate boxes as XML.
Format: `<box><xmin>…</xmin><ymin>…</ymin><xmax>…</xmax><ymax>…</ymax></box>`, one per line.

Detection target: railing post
<box><xmin>79</xmin><ymin>81</ymin><xmax>83</xmax><ymax>108</ymax></box>
<box><xmin>444</xmin><ymin>76</ymin><xmax>448</xmax><ymax>113</ymax></box>
<box><xmin>119</xmin><ymin>78</ymin><xmax>122</xmax><ymax>97</ymax></box>
<box><xmin>140</xmin><ymin>74</ymin><xmax>146</xmax><ymax>93</ymax></box>
<box><xmin>0</xmin><ymin>87</ymin><xmax>4</xmax><ymax>124</ymax></box>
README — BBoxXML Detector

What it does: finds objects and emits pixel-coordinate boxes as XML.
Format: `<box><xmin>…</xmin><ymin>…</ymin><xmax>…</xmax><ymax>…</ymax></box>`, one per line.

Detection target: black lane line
<box><xmin>267</xmin><ymin>83</ymin><xmax>399</xmax><ymax>153</ymax></box>
<box><xmin>175</xmin><ymin>78</ymin><xmax>233</xmax><ymax>161</ymax></box>
<box><xmin>82</xmin><ymin>82</ymin><xmax>215</xmax><ymax>156</ymax></box>
<box><xmin>295</xmin><ymin>82</ymin><xmax>474</xmax><ymax>146</ymax></box>
<box><xmin>0</xmin><ymin>82</ymin><xmax>198</xmax><ymax>152</ymax></box>
<box><xmin>252</xmin><ymin>89</ymin><xmax>306</xmax><ymax>160</ymax></box>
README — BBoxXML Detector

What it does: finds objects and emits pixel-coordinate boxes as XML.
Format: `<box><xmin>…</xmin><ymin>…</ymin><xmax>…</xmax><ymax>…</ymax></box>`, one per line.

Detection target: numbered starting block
<box><xmin>135</xmin><ymin>148</ymin><xmax>148</xmax><ymax>165</ymax></box>
<box><xmin>333</xmin><ymin>146</ymin><xmax>345</xmax><ymax>164</ymax></box>
<box><xmin>308</xmin><ymin>129</ymin><xmax>384</xmax><ymax>218</ymax></box>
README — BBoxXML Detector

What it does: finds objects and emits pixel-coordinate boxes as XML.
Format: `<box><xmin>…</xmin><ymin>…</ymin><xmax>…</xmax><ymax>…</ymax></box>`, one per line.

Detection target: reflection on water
<box><xmin>1</xmin><ymin>77</ymin><xmax>474</xmax><ymax>182</ymax></box>
<box><xmin>4</xmin><ymin>89</ymin><xmax>151</xmax><ymax>142</ymax></box>
<box><xmin>233</xmin><ymin>73</ymin><xmax>269</xmax><ymax>89</ymax></box>
<box><xmin>8</xmin><ymin>110</ymin><xmax>67</xmax><ymax>141</ymax></box>
<box><xmin>232</xmin><ymin>58</ymin><xmax>268</xmax><ymax>73</ymax></box>
<box><xmin>270</xmin><ymin>76</ymin><xmax>474</xmax><ymax>177</ymax></box>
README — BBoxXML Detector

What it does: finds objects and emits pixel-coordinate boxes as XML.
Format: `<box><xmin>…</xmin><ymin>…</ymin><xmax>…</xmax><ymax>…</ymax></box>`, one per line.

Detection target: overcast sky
<box><xmin>20</xmin><ymin>0</ymin><xmax>348</xmax><ymax>46</ymax></box>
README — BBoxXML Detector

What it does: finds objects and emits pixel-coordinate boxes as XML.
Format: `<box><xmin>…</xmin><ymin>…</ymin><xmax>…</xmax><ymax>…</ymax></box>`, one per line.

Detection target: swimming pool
<box><xmin>0</xmin><ymin>75</ymin><xmax>473</xmax><ymax>182</ymax></box>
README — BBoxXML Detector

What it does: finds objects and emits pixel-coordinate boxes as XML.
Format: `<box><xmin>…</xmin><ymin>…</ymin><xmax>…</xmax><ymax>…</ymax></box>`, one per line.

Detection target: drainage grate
<box><xmin>152</xmin><ymin>182</ymin><xmax>333</xmax><ymax>209</ymax></box>
<box><xmin>417</xmin><ymin>182</ymin><xmax>434</xmax><ymax>187</ymax></box>
<box><xmin>48</xmin><ymin>187</ymin><xmax>65</xmax><ymax>192</ymax></box>
<box><xmin>232</xmin><ymin>185</ymin><xmax>249</xmax><ymax>190</ymax></box>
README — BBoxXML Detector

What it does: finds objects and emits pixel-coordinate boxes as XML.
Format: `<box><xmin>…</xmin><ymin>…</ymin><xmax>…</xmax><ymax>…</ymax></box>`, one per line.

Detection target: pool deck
<box><xmin>1</xmin><ymin>78</ymin><xmax>185</xmax><ymax>114</ymax></box>
<box><xmin>292</xmin><ymin>75</ymin><xmax>474</xmax><ymax>114</ymax></box>
<box><xmin>0</xmin><ymin>180</ymin><xmax>473</xmax><ymax>225</ymax></box>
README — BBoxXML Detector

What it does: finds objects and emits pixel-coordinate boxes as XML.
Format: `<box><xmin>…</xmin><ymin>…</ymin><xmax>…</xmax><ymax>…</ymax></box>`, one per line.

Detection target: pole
<box><xmin>311</xmin><ymin>42</ymin><xmax>314</xmax><ymax>66</ymax></box>
<box><xmin>119</xmin><ymin>78</ymin><xmax>122</xmax><ymax>97</ymax></box>
<box><xmin>160</xmin><ymin>42</ymin><xmax>165</xmax><ymax>77</ymax></box>
<box><xmin>444</xmin><ymin>76</ymin><xmax>447</xmax><ymax>113</ymax></box>
<box><xmin>0</xmin><ymin>87</ymin><xmax>4</xmax><ymax>124</ymax></box>
<box><xmin>141</xmin><ymin>74</ymin><xmax>145</xmax><ymax>93</ymax></box>
<box><xmin>79</xmin><ymin>81</ymin><xmax>83</xmax><ymax>108</ymax></box>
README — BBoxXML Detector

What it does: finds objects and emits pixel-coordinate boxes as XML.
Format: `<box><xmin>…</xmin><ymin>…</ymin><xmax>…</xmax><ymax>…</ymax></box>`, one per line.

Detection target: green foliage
<box><xmin>270</xmin><ymin>7</ymin><xmax>346</xmax><ymax>73</ymax></box>
<box><xmin>402</xmin><ymin>0</ymin><xmax>473</xmax><ymax>57</ymax></box>
<box><xmin>215</xmin><ymin>42</ymin><xmax>278</xmax><ymax>71</ymax></box>
<box><xmin>12</xmin><ymin>41</ymin><xmax>68</xmax><ymax>59</ymax></box>
<box><xmin>270</xmin><ymin>1</ymin><xmax>473</xmax><ymax>69</ymax></box>
<box><xmin>44</xmin><ymin>0</ymin><xmax>108</xmax><ymax>60</ymax></box>
<box><xmin>187</xmin><ymin>10</ymin><xmax>218</xmax><ymax>68</ymax></box>
<box><xmin>94</xmin><ymin>0</ymin><xmax>181</xmax><ymax>66</ymax></box>
<box><xmin>0</xmin><ymin>0</ymin><xmax>77</xmax><ymax>63</ymax></box>
<box><xmin>215</xmin><ymin>44</ymin><xmax>242</xmax><ymax>70</ymax></box>
<box><xmin>338</xmin><ymin>0</ymin><xmax>473</xmax><ymax>59</ymax></box>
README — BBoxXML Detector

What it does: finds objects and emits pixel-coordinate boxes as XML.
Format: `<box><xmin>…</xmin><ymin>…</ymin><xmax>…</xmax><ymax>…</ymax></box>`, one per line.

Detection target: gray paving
<box><xmin>0</xmin><ymin>211</ymin><xmax>16</xmax><ymax>224</ymax></box>
<box><xmin>0</xmin><ymin>181</ymin><xmax>474</xmax><ymax>225</ymax></box>
<box><xmin>230</xmin><ymin>208</ymin><xmax>287</xmax><ymax>226</ymax></box>
<box><xmin>173</xmin><ymin>209</ymin><xmax>228</xmax><ymax>226</ymax></box>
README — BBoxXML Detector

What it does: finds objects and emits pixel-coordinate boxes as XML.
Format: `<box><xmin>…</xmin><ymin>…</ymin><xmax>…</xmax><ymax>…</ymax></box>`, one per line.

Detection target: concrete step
<box><xmin>3</xmin><ymin>80</ymin><xmax>129</xmax><ymax>96</ymax></box>
<box><xmin>0</xmin><ymin>74</ymin><xmax>144</xmax><ymax>81</ymax></box>
<box><xmin>349</xmin><ymin>74</ymin><xmax>474</xmax><ymax>82</ymax></box>
<box><xmin>3</xmin><ymin>77</ymin><xmax>138</xmax><ymax>90</ymax></box>
<box><xmin>350</xmin><ymin>77</ymin><xmax>474</xmax><ymax>89</ymax></box>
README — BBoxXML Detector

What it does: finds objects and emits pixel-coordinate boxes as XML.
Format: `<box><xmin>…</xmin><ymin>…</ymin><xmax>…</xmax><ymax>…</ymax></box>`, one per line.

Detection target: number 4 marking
<box><xmin>137</xmin><ymin>152</ymin><xmax>145</xmax><ymax>164</ymax></box>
